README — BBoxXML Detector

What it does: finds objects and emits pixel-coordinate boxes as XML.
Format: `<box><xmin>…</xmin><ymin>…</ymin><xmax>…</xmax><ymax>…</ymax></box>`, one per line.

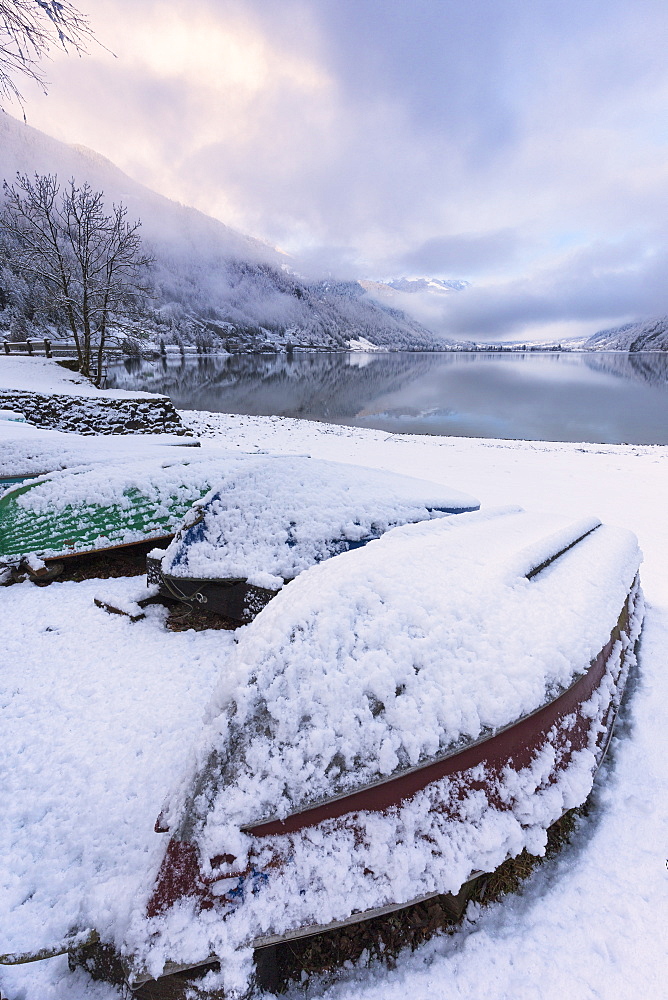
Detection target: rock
<box><xmin>0</xmin><ymin>390</ymin><xmax>190</xmax><ymax>435</ymax></box>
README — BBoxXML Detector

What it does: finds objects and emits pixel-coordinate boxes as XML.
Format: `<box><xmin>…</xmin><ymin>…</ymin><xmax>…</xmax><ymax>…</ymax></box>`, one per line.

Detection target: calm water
<box><xmin>107</xmin><ymin>351</ymin><xmax>668</xmax><ymax>445</ymax></box>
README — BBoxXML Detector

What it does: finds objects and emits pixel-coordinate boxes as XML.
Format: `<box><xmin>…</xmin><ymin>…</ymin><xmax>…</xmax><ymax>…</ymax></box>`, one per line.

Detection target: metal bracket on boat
<box><xmin>160</xmin><ymin>574</ymin><xmax>209</xmax><ymax>605</ymax></box>
<box><xmin>525</xmin><ymin>523</ymin><xmax>601</xmax><ymax>580</ymax></box>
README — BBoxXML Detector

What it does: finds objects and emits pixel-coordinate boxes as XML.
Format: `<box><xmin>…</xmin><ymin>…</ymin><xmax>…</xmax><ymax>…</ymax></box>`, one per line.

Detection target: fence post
<box><xmin>3</xmin><ymin>342</ymin><xmax>9</xmax><ymax>355</ymax></box>
<box><xmin>26</xmin><ymin>340</ymin><xmax>33</xmax><ymax>356</ymax></box>
<box><xmin>44</xmin><ymin>339</ymin><xmax>52</xmax><ymax>358</ymax></box>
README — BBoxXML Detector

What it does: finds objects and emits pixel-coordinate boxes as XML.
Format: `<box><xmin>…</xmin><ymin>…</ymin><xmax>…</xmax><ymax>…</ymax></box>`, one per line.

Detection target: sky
<box><xmin>9</xmin><ymin>0</ymin><xmax>668</xmax><ymax>340</ymax></box>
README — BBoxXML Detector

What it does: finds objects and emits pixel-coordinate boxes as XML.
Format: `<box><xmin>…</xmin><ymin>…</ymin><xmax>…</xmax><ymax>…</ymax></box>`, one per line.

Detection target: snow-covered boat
<box><xmin>146</xmin><ymin>456</ymin><xmax>480</xmax><ymax>622</ymax></box>
<box><xmin>99</xmin><ymin>506</ymin><xmax>641</xmax><ymax>992</ymax></box>
<box><xmin>0</xmin><ymin>454</ymin><xmax>253</xmax><ymax>572</ymax></box>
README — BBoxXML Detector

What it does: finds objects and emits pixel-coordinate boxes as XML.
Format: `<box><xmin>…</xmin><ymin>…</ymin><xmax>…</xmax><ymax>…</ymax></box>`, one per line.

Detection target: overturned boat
<box><xmin>0</xmin><ymin>454</ymin><xmax>252</xmax><ymax>577</ymax></box>
<box><xmin>147</xmin><ymin>456</ymin><xmax>480</xmax><ymax>622</ymax></box>
<box><xmin>80</xmin><ymin>505</ymin><xmax>641</xmax><ymax>992</ymax></box>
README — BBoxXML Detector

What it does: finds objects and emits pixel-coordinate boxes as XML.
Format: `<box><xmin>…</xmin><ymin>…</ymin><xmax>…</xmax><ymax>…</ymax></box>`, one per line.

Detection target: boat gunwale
<box><xmin>41</xmin><ymin>533</ymin><xmax>176</xmax><ymax>562</ymax></box>
<box><xmin>241</xmin><ymin>579</ymin><xmax>638</xmax><ymax>837</ymax></box>
<box><xmin>127</xmin><ymin>877</ymin><xmax>489</xmax><ymax>986</ymax></box>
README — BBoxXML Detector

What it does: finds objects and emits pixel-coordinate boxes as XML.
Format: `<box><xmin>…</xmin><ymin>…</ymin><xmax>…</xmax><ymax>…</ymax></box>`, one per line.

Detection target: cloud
<box><xmin>389</xmin><ymin>230</ymin><xmax>525</xmax><ymax>278</ymax></box>
<box><xmin>12</xmin><ymin>0</ymin><xmax>668</xmax><ymax>335</ymax></box>
<box><xmin>411</xmin><ymin>233</ymin><xmax>668</xmax><ymax>340</ymax></box>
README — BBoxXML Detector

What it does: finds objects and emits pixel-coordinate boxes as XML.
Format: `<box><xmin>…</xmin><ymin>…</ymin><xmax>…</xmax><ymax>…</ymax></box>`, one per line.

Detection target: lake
<box><xmin>107</xmin><ymin>350</ymin><xmax>668</xmax><ymax>445</ymax></box>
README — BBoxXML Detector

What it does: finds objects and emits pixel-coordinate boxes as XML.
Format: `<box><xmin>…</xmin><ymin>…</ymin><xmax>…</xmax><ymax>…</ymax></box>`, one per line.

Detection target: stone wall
<box><xmin>0</xmin><ymin>389</ymin><xmax>191</xmax><ymax>435</ymax></box>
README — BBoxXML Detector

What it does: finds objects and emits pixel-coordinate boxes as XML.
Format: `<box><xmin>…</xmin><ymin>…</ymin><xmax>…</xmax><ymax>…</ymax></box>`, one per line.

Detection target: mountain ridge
<box><xmin>583</xmin><ymin>316</ymin><xmax>668</xmax><ymax>352</ymax></box>
<box><xmin>0</xmin><ymin>114</ymin><xmax>446</xmax><ymax>352</ymax></box>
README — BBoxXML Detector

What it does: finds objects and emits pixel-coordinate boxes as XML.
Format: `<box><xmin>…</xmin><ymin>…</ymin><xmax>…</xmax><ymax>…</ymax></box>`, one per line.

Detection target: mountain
<box><xmin>386</xmin><ymin>277</ymin><xmax>470</xmax><ymax>293</ymax></box>
<box><xmin>0</xmin><ymin>114</ymin><xmax>444</xmax><ymax>352</ymax></box>
<box><xmin>584</xmin><ymin>317</ymin><xmax>668</xmax><ymax>351</ymax></box>
<box><xmin>357</xmin><ymin>276</ymin><xmax>473</xmax><ymax>348</ymax></box>
<box><xmin>359</xmin><ymin>276</ymin><xmax>469</xmax><ymax>303</ymax></box>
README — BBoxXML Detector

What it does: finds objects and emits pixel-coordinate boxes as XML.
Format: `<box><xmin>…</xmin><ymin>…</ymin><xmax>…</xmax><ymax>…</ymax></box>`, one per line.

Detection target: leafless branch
<box><xmin>0</xmin><ymin>1</ymin><xmax>94</xmax><ymax>108</ymax></box>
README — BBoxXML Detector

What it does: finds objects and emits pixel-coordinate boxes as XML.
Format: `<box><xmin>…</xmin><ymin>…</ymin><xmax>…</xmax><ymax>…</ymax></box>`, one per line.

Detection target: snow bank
<box><xmin>160</xmin><ymin>457</ymin><xmax>479</xmax><ymax>589</ymax></box>
<box><xmin>0</xmin><ymin>576</ymin><xmax>235</xmax><ymax>990</ymax></box>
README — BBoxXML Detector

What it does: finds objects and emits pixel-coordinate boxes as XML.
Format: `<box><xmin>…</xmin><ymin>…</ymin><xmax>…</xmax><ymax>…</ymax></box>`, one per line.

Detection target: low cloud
<box><xmin>399</xmin><ymin>234</ymin><xmax>668</xmax><ymax>341</ymax></box>
<box><xmin>388</xmin><ymin>230</ymin><xmax>525</xmax><ymax>278</ymax></box>
<box><xmin>13</xmin><ymin>0</ymin><xmax>668</xmax><ymax>336</ymax></box>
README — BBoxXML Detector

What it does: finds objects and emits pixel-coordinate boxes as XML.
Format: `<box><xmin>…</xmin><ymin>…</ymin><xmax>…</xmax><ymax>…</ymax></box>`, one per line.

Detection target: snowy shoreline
<box><xmin>1</xmin><ymin>410</ymin><xmax>666</xmax><ymax>1000</ymax></box>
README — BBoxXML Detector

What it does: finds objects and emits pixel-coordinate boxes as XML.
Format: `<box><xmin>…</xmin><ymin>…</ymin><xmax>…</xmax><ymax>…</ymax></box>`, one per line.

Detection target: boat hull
<box><xmin>0</xmin><ymin>465</ymin><xmax>228</xmax><ymax>565</ymax></box>
<box><xmin>146</xmin><ymin>555</ymin><xmax>277</xmax><ymax>623</ymax></box>
<box><xmin>150</xmin><ymin>459</ymin><xmax>480</xmax><ymax>624</ymax></box>
<box><xmin>147</xmin><ymin>540</ymin><xmax>374</xmax><ymax>624</ymax></box>
<box><xmin>138</xmin><ymin>575</ymin><xmax>640</xmax><ymax>980</ymax></box>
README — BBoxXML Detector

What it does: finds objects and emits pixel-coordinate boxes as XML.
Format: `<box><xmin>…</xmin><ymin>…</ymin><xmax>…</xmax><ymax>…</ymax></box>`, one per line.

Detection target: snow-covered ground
<box><xmin>0</xmin><ymin>420</ymin><xmax>202</xmax><ymax>479</ymax></box>
<box><xmin>0</xmin><ymin>356</ymin><xmax>159</xmax><ymax>400</ymax></box>
<box><xmin>1</xmin><ymin>410</ymin><xmax>667</xmax><ymax>999</ymax></box>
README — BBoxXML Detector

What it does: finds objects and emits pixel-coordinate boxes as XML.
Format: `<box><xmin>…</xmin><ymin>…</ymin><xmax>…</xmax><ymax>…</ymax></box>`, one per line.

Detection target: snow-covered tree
<box><xmin>1</xmin><ymin>172</ymin><xmax>153</xmax><ymax>381</ymax></box>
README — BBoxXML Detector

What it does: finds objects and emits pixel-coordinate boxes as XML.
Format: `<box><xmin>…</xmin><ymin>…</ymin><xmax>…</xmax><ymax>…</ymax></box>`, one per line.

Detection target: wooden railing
<box><xmin>2</xmin><ymin>339</ymin><xmax>123</xmax><ymax>359</ymax></box>
<box><xmin>1</xmin><ymin>339</ymin><xmax>117</xmax><ymax>383</ymax></box>
<box><xmin>2</xmin><ymin>338</ymin><xmax>65</xmax><ymax>358</ymax></box>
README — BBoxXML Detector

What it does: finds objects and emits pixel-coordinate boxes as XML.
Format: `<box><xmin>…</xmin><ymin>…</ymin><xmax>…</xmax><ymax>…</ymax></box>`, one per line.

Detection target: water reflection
<box><xmin>583</xmin><ymin>350</ymin><xmax>668</xmax><ymax>387</ymax></box>
<box><xmin>107</xmin><ymin>351</ymin><xmax>668</xmax><ymax>445</ymax></box>
<box><xmin>111</xmin><ymin>352</ymin><xmax>442</xmax><ymax>420</ymax></box>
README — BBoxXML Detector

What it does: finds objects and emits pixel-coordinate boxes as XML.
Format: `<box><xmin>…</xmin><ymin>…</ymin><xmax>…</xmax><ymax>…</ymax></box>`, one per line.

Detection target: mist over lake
<box><xmin>108</xmin><ymin>350</ymin><xmax>668</xmax><ymax>446</ymax></box>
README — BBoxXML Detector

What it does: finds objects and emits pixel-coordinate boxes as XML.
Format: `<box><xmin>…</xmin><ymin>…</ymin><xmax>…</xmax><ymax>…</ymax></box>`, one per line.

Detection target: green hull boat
<box><xmin>0</xmin><ymin>457</ymin><xmax>242</xmax><ymax>566</ymax></box>
<box><xmin>0</xmin><ymin>475</ymin><xmax>35</xmax><ymax>491</ymax></box>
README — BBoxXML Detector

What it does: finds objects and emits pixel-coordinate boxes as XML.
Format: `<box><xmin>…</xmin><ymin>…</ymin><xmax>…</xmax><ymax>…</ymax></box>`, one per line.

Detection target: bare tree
<box><xmin>0</xmin><ymin>1</ymin><xmax>94</xmax><ymax>107</ymax></box>
<box><xmin>1</xmin><ymin>172</ymin><xmax>154</xmax><ymax>382</ymax></box>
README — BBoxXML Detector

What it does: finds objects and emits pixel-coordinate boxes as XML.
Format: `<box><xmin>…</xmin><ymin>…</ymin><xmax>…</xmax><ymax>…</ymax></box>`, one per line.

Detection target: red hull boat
<box><xmin>79</xmin><ymin>507</ymin><xmax>645</xmax><ymax>990</ymax></box>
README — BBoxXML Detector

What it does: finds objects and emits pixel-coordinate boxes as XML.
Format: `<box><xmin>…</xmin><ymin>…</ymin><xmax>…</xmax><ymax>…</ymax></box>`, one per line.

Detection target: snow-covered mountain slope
<box><xmin>0</xmin><ymin>114</ymin><xmax>442</xmax><ymax>351</ymax></box>
<box><xmin>584</xmin><ymin>316</ymin><xmax>668</xmax><ymax>351</ymax></box>
<box><xmin>360</xmin><ymin>276</ymin><xmax>469</xmax><ymax>302</ymax></box>
<box><xmin>0</xmin><ymin>113</ymin><xmax>281</xmax><ymax>269</ymax></box>
<box><xmin>358</xmin><ymin>277</ymin><xmax>473</xmax><ymax>347</ymax></box>
<box><xmin>387</xmin><ymin>277</ymin><xmax>470</xmax><ymax>293</ymax></box>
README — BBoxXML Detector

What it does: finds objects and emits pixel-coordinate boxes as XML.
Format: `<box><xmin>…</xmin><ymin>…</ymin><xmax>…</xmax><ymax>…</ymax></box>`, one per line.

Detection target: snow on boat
<box><xmin>0</xmin><ymin>455</ymin><xmax>253</xmax><ymax>570</ymax></box>
<box><xmin>147</xmin><ymin>456</ymin><xmax>480</xmax><ymax>622</ymax></box>
<box><xmin>106</xmin><ymin>506</ymin><xmax>641</xmax><ymax>991</ymax></box>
